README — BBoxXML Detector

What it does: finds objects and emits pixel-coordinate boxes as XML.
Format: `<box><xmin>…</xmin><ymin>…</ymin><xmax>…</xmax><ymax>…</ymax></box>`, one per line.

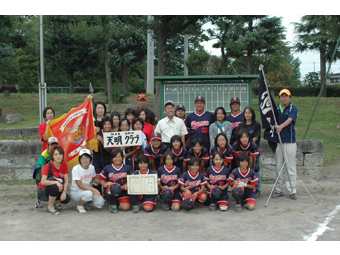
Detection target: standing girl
<box><xmin>110</xmin><ymin>111</ymin><xmax>121</xmax><ymax>132</ymax></box>
<box><xmin>209</xmin><ymin>107</ymin><xmax>233</xmax><ymax>149</ymax></box>
<box><xmin>39</xmin><ymin>107</ymin><xmax>55</xmax><ymax>152</ymax></box>
<box><xmin>93</xmin><ymin>101</ymin><xmax>107</xmax><ymax>133</ymax></box>
<box><xmin>238</xmin><ymin>106</ymin><xmax>262</xmax><ymax>196</ymax></box>
<box><xmin>136</xmin><ymin>108</ymin><xmax>154</xmax><ymax>144</ymax></box>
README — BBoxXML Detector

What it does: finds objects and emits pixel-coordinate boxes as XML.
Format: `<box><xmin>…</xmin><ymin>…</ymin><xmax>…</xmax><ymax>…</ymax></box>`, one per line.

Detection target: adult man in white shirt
<box><xmin>155</xmin><ymin>100</ymin><xmax>188</xmax><ymax>147</ymax></box>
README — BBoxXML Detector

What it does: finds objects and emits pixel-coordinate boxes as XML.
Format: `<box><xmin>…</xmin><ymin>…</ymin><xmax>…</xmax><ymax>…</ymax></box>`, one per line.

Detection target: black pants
<box><xmin>45</xmin><ymin>184</ymin><xmax>70</xmax><ymax>204</ymax></box>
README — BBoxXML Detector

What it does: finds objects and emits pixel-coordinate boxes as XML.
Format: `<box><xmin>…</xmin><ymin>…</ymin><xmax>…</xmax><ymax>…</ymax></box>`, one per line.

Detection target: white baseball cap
<box><xmin>79</xmin><ymin>149</ymin><xmax>91</xmax><ymax>157</ymax></box>
<box><xmin>48</xmin><ymin>137</ymin><xmax>58</xmax><ymax>144</ymax></box>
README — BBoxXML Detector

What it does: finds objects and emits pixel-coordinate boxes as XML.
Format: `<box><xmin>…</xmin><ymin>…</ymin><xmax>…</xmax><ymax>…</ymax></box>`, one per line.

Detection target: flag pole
<box><xmin>258</xmin><ymin>65</ymin><xmax>317</xmax><ymax>206</ymax></box>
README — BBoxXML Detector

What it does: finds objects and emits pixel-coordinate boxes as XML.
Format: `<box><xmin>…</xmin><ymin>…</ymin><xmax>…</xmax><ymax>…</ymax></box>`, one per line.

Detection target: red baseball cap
<box><xmin>137</xmin><ymin>94</ymin><xmax>147</xmax><ymax>100</ymax></box>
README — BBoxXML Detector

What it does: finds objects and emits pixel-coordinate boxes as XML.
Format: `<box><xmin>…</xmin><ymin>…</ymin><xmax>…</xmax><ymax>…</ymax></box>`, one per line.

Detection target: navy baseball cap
<box><xmin>110</xmin><ymin>183</ymin><xmax>122</xmax><ymax>196</ymax></box>
<box><xmin>232</xmin><ymin>186</ymin><xmax>244</xmax><ymax>200</ymax></box>
<box><xmin>194</xmin><ymin>96</ymin><xmax>205</xmax><ymax>103</ymax></box>
<box><xmin>161</xmin><ymin>189</ymin><xmax>173</xmax><ymax>204</ymax></box>
<box><xmin>183</xmin><ymin>197</ymin><xmax>195</xmax><ymax>211</ymax></box>
<box><xmin>230</xmin><ymin>97</ymin><xmax>240</xmax><ymax>105</ymax></box>
<box><xmin>175</xmin><ymin>104</ymin><xmax>186</xmax><ymax>111</ymax></box>
<box><xmin>212</xmin><ymin>186</ymin><xmax>223</xmax><ymax>200</ymax></box>
<box><xmin>151</xmin><ymin>132</ymin><xmax>162</xmax><ymax>141</ymax></box>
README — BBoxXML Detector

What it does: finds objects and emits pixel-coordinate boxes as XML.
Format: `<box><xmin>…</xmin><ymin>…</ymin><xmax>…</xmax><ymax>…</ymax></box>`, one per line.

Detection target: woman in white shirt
<box><xmin>70</xmin><ymin>149</ymin><xmax>105</xmax><ymax>213</ymax></box>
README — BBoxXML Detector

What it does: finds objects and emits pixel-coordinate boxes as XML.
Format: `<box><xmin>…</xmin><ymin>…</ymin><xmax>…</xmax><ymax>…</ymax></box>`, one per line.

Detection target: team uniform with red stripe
<box><xmin>100</xmin><ymin>164</ymin><xmax>133</xmax><ymax>205</ymax></box>
<box><xmin>232</xmin><ymin>141</ymin><xmax>259</xmax><ymax>170</ymax></box>
<box><xmin>204</xmin><ymin>165</ymin><xmax>230</xmax><ymax>207</ymax></box>
<box><xmin>210</xmin><ymin>146</ymin><xmax>233</xmax><ymax>164</ymax></box>
<box><xmin>157</xmin><ymin>165</ymin><xmax>182</xmax><ymax>205</ymax></box>
<box><xmin>168</xmin><ymin>147</ymin><xmax>188</xmax><ymax>173</ymax></box>
<box><xmin>131</xmin><ymin>169</ymin><xmax>157</xmax><ymax>209</ymax></box>
<box><xmin>186</xmin><ymin>147</ymin><xmax>210</xmax><ymax>171</ymax></box>
<box><xmin>227</xmin><ymin>167</ymin><xmax>258</xmax><ymax>204</ymax></box>
<box><xmin>178</xmin><ymin>170</ymin><xmax>207</xmax><ymax>201</ymax></box>
<box><xmin>144</xmin><ymin>144</ymin><xmax>168</xmax><ymax>170</ymax></box>
<box><xmin>226</xmin><ymin>112</ymin><xmax>243</xmax><ymax>144</ymax></box>
<box><xmin>184</xmin><ymin>110</ymin><xmax>214</xmax><ymax>152</ymax></box>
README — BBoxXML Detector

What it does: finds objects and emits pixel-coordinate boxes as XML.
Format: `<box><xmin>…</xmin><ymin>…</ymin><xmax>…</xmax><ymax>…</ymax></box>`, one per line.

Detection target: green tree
<box><xmin>151</xmin><ymin>15</ymin><xmax>209</xmax><ymax>118</ymax></box>
<box><xmin>185</xmin><ymin>48</ymin><xmax>210</xmax><ymax>75</ymax></box>
<box><xmin>304</xmin><ymin>72</ymin><xmax>321</xmax><ymax>88</ymax></box>
<box><xmin>44</xmin><ymin>15</ymin><xmax>100</xmax><ymax>93</ymax></box>
<box><xmin>293</xmin><ymin>15</ymin><xmax>340</xmax><ymax>97</ymax></box>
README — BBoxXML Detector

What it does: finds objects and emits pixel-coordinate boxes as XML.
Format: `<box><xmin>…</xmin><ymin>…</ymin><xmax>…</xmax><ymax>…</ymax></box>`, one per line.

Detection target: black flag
<box><xmin>258</xmin><ymin>70</ymin><xmax>278</xmax><ymax>153</ymax></box>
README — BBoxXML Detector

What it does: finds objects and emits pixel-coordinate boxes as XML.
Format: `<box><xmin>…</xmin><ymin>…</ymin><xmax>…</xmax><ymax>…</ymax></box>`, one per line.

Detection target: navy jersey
<box><xmin>210</xmin><ymin>146</ymin><xmax>233</xmax><ymax>164</ymax></box>
<box><xmin>99</xmin><ymin>164</ymin><xmax>133</xmax><ymax>193</ymax></box>
<box><xmin>238</xmin><ymin>121</ymin><xmax>261</xmax><ymax>147</ymax></box>
<box><xmin>179</xmin><ymin>170</ymin><xmax>207</xmax><ymax>194</ymax></box>
<box><xmin>232</xmin><ymin>141</ymin><xmax>259</xmax><ymax>169</ymax></box>
<box><xmin>92</xmin><ymin>129</ymin><xmax>111</xmax><ymax>174</ymax></box>
<box><xmin>133</xmin><ymin>168</ymin><xmax>157</xmax><ymax>176</ymax></box>
<box><xmin>144</xmin><ymin>144</ymin><xmax>168</xmax><ymax>169</ymax></box>
<box><xmin>204</xmin><ymin>165</ymin><xmax>230</xmax><ymax>192</ymax></box>
<box><xmin>185</xmin><ymin>111</ymin><xmax>214</xmax><ymax>150</ymax></box>
<box><xmin>227</xmin><ymin>167</ymin><xmax>258</xmax><ymax>192</ymax></box>
<box><xmin>168</xmin><ymin>147</ymin><xmax>188</xmax><ymax>173</ymax></box>
<box><xmin>157</xmin><ymin>165</ymin><xmax>182</xmax><ymax>188</ymax></box>
<box><xmin>186</xmin><ymin>147</ymin><xmax>210</xmax><ymax>162</ymax></box>
<box><xmin>226</xmin><ymin>112</ymin><xmax>243</xmax><ymax>143</ymax></box>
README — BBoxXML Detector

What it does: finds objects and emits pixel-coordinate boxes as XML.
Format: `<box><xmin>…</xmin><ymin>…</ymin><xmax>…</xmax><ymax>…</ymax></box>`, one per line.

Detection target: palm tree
<box><xmin>293</xmin><ymin>15</ymin><xmax>340</xmax><ymax>97</ymax></box>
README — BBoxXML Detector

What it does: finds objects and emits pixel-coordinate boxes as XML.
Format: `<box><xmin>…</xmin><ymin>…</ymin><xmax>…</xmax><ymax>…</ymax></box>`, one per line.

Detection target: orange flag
<box><xmin>46</xmin><ymin>95</ymin><xmax>97</xmax><ymax>171</ymax></box>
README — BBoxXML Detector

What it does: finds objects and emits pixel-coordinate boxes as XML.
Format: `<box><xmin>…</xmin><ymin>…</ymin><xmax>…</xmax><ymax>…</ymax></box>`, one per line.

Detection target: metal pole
<box><xmin>184</xmin><ymin>34</ymin><xmax>188</xmax><ymax>76</ymax></box>
<box><xmin>146</xmin><ymin>15</ymin><xmax>154</xmax><ymax>95</ymax></box>
<box><xmin>39</xmin><ymin>15</ymin><xmax>47</xmax><ymax>124</ymax></box>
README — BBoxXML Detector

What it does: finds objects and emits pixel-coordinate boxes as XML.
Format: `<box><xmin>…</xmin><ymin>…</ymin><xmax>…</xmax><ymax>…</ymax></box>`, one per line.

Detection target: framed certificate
<box><xmin>127</xmin><ymin>174</ymin><xmax>158</xmax><ymax>195</ymax></box>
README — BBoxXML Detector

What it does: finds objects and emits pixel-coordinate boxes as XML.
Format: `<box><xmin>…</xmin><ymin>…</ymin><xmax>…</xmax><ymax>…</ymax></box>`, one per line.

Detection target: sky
<box><xmin>201</xmin><ymin>15</ymin><xmax>340</xmax><ymax>81</ymax></box>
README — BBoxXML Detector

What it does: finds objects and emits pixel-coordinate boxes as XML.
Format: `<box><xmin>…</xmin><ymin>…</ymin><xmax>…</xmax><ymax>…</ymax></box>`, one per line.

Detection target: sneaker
<box><xmin>256</xmin><ymin>190</ymin><xmax>261</xmax><ymax>198</ymax></box>
<box><xmin>133</xmin><ymin>205</ymin><xmax>140</xmax><ymax>213</ymax></box>
<box><xmin>289</xmin><ymin>193</ymin><xmax>297</xmax><ymax>200</ymax></box>
<box><xmin>272</xmin><ymin>191</ymin><xmax>284</xmax><ymax>198</ymax></box>
<box><xmin>35</xmin><ymin>199</ymin><xmax>42</xmax><ymax>209</ymax></box>
<box><xmin>109</xmin><ymin>204</ymin><xmax>118</xmax><ymax>213</ymax></box>
<box><xmin>235</xmin><ymin>204</ymin><xmax>241</xmax><ymax>213</ymax></box>
<box><xmin>47</xmin><ymin>208</ymin><xmax>59</xmax><ymax>215</ymax></box>
<box><xmin>163</xmin><ymin>204</ymin><xmax>170</xmax><ymax>211</ymax></box>
<box><xmin>77</xmin><ymin>205</ymin><xmax>86</xmax><ymax>213</ymax></box>
<box><xmin>84</xmin><ymin>203</ymin><xmax>91</xmax><ymax>210</ymax></box>
<box><xmin>209</xmin><ymin>203</ymin><xmax>216</xmax><ymax>211</ymax></box>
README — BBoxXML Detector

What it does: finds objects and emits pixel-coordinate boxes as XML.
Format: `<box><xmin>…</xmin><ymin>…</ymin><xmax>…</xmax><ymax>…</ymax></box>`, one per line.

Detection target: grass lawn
<box><xmin>0</xmin><ymin>93</ymin><xmax>339</xmax><ymax>165</ymax></box>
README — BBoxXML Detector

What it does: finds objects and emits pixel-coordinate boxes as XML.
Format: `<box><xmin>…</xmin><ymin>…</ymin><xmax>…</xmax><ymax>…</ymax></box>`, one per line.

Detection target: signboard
<box><xmin>103</xmin><ymin>130</ymin><xmax>142</xmax><ymax>148</ymax></box>
<box><xmin>163</xmin><ymin>83</ymin><xmax>249</xmax><ymax>114</ymax></box>
<box><xmin>127</xmin><ymin>174</ymin><xmax>158</xmax><ymax>195</ymax></box>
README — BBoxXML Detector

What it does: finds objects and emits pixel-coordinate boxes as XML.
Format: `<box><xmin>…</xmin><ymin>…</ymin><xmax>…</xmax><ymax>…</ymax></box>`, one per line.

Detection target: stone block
<box><xmin>260</xmin><ymin>153</ymin><xmax>276</xmax><ymax>165</ymax></box>
<box><xmin>297</xmin><ymin>140</ymin><xmax>323</xmax><ymax>153</ymax></box>
<box><xmin>21</xmin><ymin>127</ymin><xmax>39</xmax><ymax>138</ymax></box>
<box><xmin>304</xmin><ymin>153</ymin><xmax>323</xmax><ymax>167</ymax></box>
<box><xmin>15</xmin><ymin>168</ymin><xmax>33</xmax><ymax>180</ymax></box>
<box><xmin>1</xmin><ymin>114</ymin><xmax>22</xmax><ymax>124</ymax></box>
<box><xmin>296</xmin><ymin>152</ymin><xmax>304</xmax><ymax>166</ymax></box>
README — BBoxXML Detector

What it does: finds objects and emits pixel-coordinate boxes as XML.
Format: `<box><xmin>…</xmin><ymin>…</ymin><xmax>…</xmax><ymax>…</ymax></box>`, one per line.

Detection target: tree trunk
<box><xmin>122</xmin><ymin>62</ymin><xmax>129</xmax><ymax>93</ymax></box>
<box><xmin>154</xmin><ymin>23</ymin><xmax>168</xmax><ymax>120</ymax></box>
<box><xmin>103</xmin><ymin>40</ymin><xmax>113</xmax><ymax>105</ymax></box>
<box><xmin>320</xmin><ymin>48</ymin><xmax>327</xmax><ymax>97</ymax></box>
<box><xmin>68</xmin><ymin>70</ymin><xmax>74</xmax><ymax>94</ymax></box>
<box><xmin>220</xmin><ymin>51</ymin><xmax>226</xmax><ymax>75</ymax></box>
<box><xmin>247</xmin><ymin>19</ymin><xmax>253</xmax><ymax>75</ymax></box>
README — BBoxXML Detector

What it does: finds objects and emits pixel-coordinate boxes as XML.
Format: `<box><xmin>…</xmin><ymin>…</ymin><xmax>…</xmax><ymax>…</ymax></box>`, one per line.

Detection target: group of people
<box><xmin>34</xmin><ymin>89</ymin><xmax>298</xmax><ymax>214</ymax></box>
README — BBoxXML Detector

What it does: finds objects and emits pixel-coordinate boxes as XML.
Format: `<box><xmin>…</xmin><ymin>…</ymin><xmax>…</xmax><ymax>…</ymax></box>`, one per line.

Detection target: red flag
<box><xmin>46</xmin><ymin>95</ymin><xmax>97</xmax><ymax>170</ymax></box>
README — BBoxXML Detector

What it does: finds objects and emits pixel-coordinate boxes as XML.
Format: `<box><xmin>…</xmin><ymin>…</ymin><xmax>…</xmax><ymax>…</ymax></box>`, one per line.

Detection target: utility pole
<box><xmin>184</xmin><ymin>34</ymin><xmax>188</xmax><ymax>76</ymax></box>
<box><xmin>39</xmin><ymin>15</ymin><xmax>47</xmax><ymax>124</ymax></box>
<box><xmin>146</xmin><ymin>15</ymin><xmax>154</xmax><ymax>94</ymax></box>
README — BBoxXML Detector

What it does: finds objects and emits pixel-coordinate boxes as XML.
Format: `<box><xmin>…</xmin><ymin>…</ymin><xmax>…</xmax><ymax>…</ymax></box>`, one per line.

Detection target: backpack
<box><xmin>33</xmin><ymin>163</ymin><xmax>54</xmax><ymax>186</ymax></box>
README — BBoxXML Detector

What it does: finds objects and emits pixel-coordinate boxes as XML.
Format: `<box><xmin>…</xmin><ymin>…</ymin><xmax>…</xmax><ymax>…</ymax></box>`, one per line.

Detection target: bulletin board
<box><xmin>155</xmin><ymin>75</ymin><xmax>260</xmax><ymax>118</ymax></box>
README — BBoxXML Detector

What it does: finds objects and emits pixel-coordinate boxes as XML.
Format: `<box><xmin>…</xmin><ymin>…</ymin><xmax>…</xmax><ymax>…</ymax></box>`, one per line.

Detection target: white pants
<box><xmin>274</xmin><ymin>143</ymin><xmax>297</xmax><ymax>194</ymax></box>
<box><xmin>70</xmin><ymin>190</ymin><xmax>105</xmax><ymax>209</ymax></box>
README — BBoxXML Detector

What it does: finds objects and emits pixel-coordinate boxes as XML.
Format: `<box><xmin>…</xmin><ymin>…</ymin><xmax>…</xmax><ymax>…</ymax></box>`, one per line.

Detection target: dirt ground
<box><xmin>1</xmin><ymin>160</ymin><xmax>340</xmax><ymax>242</ymax></box>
